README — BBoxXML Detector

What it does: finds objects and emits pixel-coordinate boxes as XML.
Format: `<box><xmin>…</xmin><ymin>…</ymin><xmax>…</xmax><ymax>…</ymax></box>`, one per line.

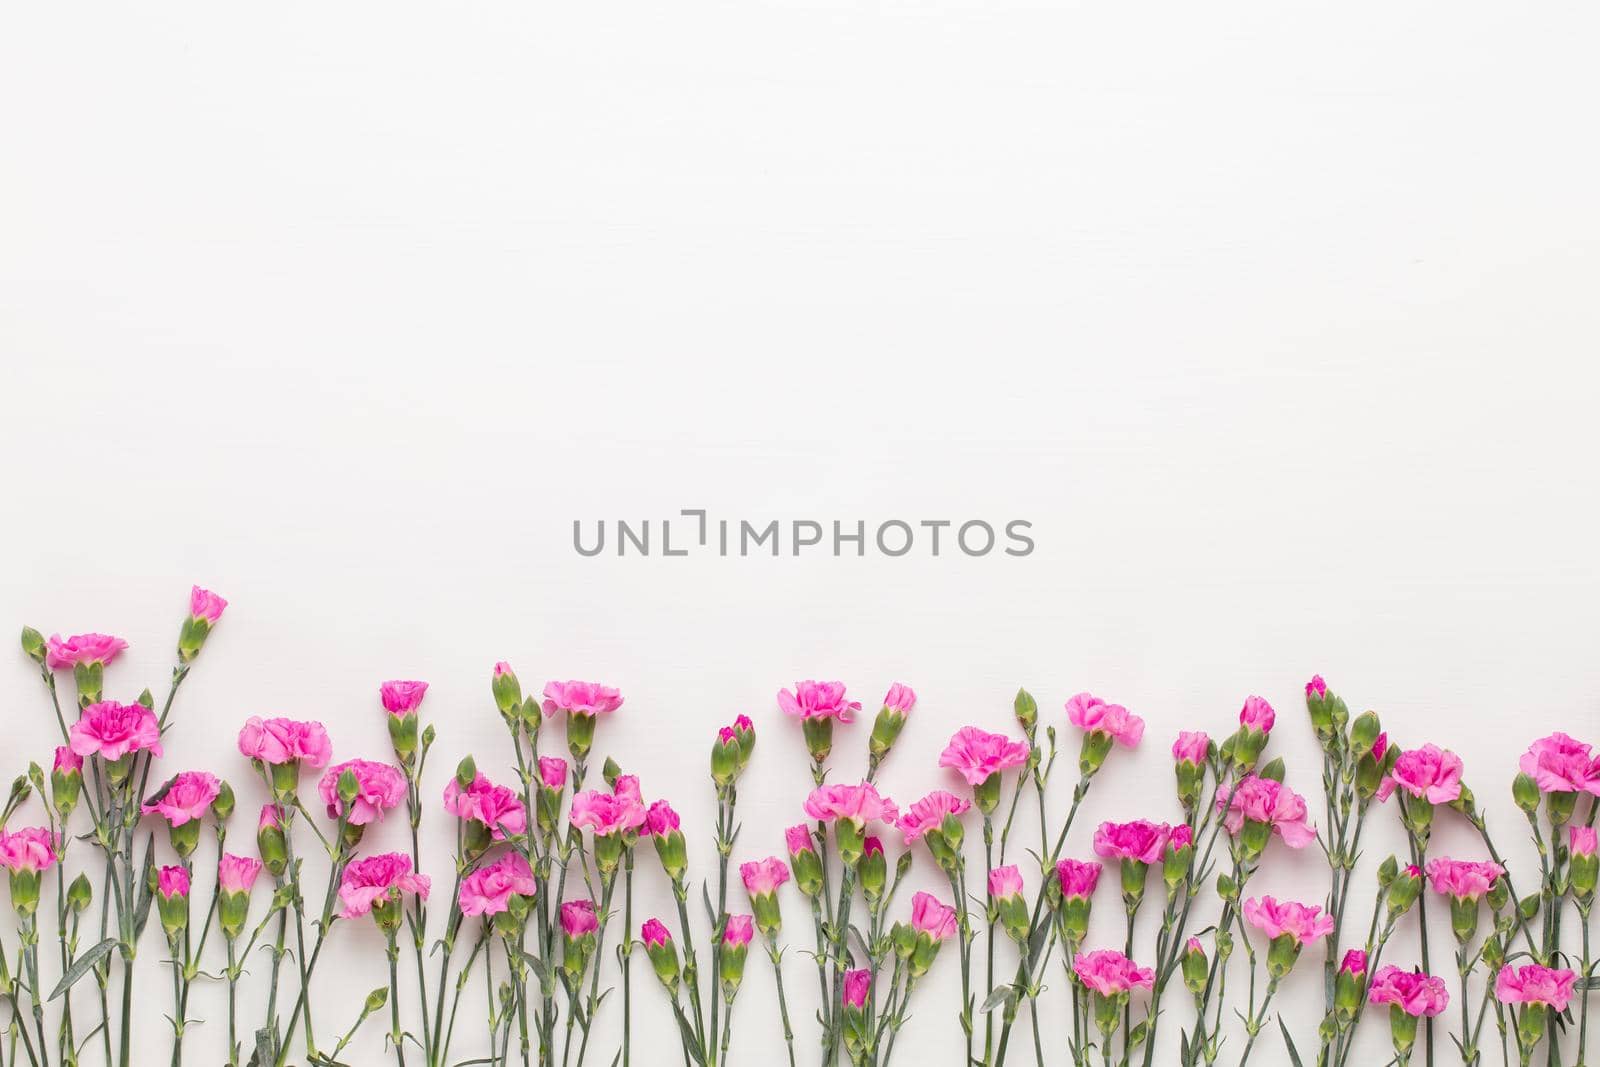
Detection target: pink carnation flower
<box><xmin>1064</xmin><ymin>693</ymin><xmax>1144</xmax><ymax>747</ymax></box>
<box><xmin>722</xmin><ymin>914</ymin><xmax>754</xmax><ymax>946</ymax></box>
<box><xmin>1341</xmin><ymin>950</ymin><xmax>1368</xmax><ymax>975</ymax></box>
<box><xmin>1368</xmin><ymin>966</ymin><xmax>1449</xmax><ymax>1017</ymax></box>
<box><xmin>1517</xmin><ymin>733</ymin><xmax>1600</xmax><ymax>795</ymax></box>
<box><xmin>777</xmin><ymin>680</ymin><xmax>861</xmax><ymax>722</ymax></box>
<box><xmin>1056</xmin><ymin>859</ymin><xmax>1101</xmax><ymax>899</ymax></box>
<box><xmin>189</xmin><ymin>586</ymin><xmax>228</xmax><ymax>623</ymax></box>
<box><xmin>70</xmin><ymin>701</ymin><xmax>163</xmax><ymax>762</ymax></box>
<box><xmin>937</xmin><ymin>727</ymin><xmax>1031</xmax><ymax>786</ymax></box>
<box><xmin>339</xmin><ymin>853</ymin><xmax>430</xmax><ymax>918</ymax></box>
<box><xmin>561</xmin><ymin>899</ymin><xmax>598</xmax><ymax>937</ymax></box>
<box><xmin>896</xmin><ymin>790</ymin><xmax>971</xmax><ymax>844</ymax></box>
<box><xmin>1242</xmin><ymin>896</ymin><xmax>1334</xmax><ymax>945</ymax></box>
<box><xmin>458</xmin><ymin>853</ymin><xmax>537</xmax><ymax>917</ymax></box>
<box><xmin>1377</xmin><ymin>744</ymin><xmax>1464</xmax><ymax>805</ymax></box>
<box><xmin>842</xmin><ymin>969</ymin><xmax>872</xmax><ymax>1008</ymax></box>
<box><xmin>1238</xmin><ymin>695</ymin><xmax>1275</xmax><ymax>733</ymax></box>
<box><xmin>318</xmin><ymin>759</ymin><xmax>407</xmax><ymax>826</ymax></box>
<box><xmin>910</xmin><ymin>891</ymin><xmax>957</xmax><ymax>941</ymax></box>
<box><xmin>443</xmin><ymin>773</ymin><xmax>529</xmax><ymax>841</ymax></box>
<box><xmin>1572</xmin><ymin>826</ymin><xmax>1598</xmax><ymax>856</ymax></box>
<box><xmin>379</xmin><ymin>680</ymin><xmax>428</xmax><ymax>715</ymax></box>
<box><xmin>157</xmin><ymin>865</ymin><xmax>190</xmax><ymax>900</ymax></box>
<box><xmin>54</xmin><ymin>747</ymin><xmax>83</xmax><ymax>774</ymax></box>
<box><xmin>1425</xmin><ymin>858</ymin><xmax>1504</xmax><ymax>901</ymax></box>
<box><xmin>0</xmin><ymin>828</ymin><xmax>58</xmax><ymax>873</ymax></box>
<box><xmin>802</xmin><ymin>782</ymin><xmax>898</xmax><ymax>827</ymax></box>
<box><xmin>541</xmin><ymin>680</ymin><xmax>624</xmax><ymax>718</ymax></box>
<box><xmin>988</xmin><ymin>865</ymin><xmax>1024</xmax><ymax>899</ymax></box>
<box><xmin>1305</xmin><ymin>675</ymin><xmax>1328</xmax><ymax>697</ymax></box>
<box><xmin>45</xmin><ymin>633</ymin><xmax>128</xmax><ymax>670</ymax></box>
<box><xmin>785</xmin><ymin>824</ymin><xmax>815</xmax><ymax>855</ymax></box>
<box><xmin>881</xmin><ymin>683</ymin><xmax>916</xmax><ymax>714</ymax></box>
<box><xmin>646</xmin><ymin>800</ymin><xmax>680</xmax><ymax>837</ymax></box>
<box><xmin>1172</xmin><ymin>731</ymin><xmax>1210</xmax><ymax>765</ymax></box>
<box><xmin>142</xmin><ymin>771</ymin><xmax>222</xmax><ymax>827</ymax></box>
<box><xmin>1217</xmin><ymin>775</ymin><xmax>1317</xmax><ymax>849</ymax></box>
<box><xmin>1093</xmin><ymin>820</ymin><xmax>1170</xmax><ymax>865</ymax></box>
<box><xmin>641</xmin><ymin>918</ymin><xmax>672</xmax><ymax>948</ymax></box>
<box><xmin>740</xmin><ymin>857</ymin><xmax>790</xmax><ymax>897</ymax></box>
<box><xmin>1494</xmin><ymin>963</ymin><xmax>1577</xmax><ymax>1010</ymax></box>
<box><xmin>236</xmin><ymin>717</ymin><xmax>332</xmax><ymax>768</ymax></box>
<box><xmin>569</xmin><ymin>777</ymin><xmax>647</xmax><ymax>837</ymax></box>
<box><xmin>538</xmin><ymin>757</ymin><xmax>568</xmax><ymax>790</ymax></box>
<box><xmin>1072</xmin><ymin>950</ymin><xmax>1155</xmax><ymax>996</ymax></box>
<box><xmin>218</xmin><ymin>853</ymin><xmax>263</xmax><ymax>894</ymax></box>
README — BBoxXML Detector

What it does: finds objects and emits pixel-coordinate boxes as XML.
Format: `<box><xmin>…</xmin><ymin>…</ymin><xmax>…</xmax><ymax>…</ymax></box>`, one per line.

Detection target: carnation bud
<box><xmin>1181</xmin><ymin>939</ymin><xmax>1208</xmax><ymax>995</ymax></box>
<box><xmin>67</xmin><ymin>873</ymin><xmax>93</xmax><ymax>914</ymax></box>
<box><xmin>1349</xmin><ymin>711</ymin><xmax>1381</xmax><ymax>754</ymax></box>
<box><xmin>859</xmin><ymin>838</ymin><xmax>888</xmax><ymax>901</ymax></box>
<box><xmin>1013</xmin><ymin>688</ymin><xmax>1038</xmax><ymax>734</ymax></box>
<box><xmin>491</xmin><ymin>662</ymin><xmax>522</xmax><ymax>718</ymax></box>
<box><xmin>1386</xmin><ymin>864</ymin><xmax>1423</xmax><ymax>919</ymax></box>
<box><xmin>1512</xmin><ymin>773</ymin><xmax>1540</xmax><ymax>815</ymax></box>
<box><xmin>257</xmin><ymin>808</ymin><xmax>288</xmax><ymax>878</ymax></box>
<box><xmin>211</xmin><ymin>780</ymin><xmax>236</xmax><ymax>823</ymax></box>
<box><xmin>19</xmin><ymin>627</ymin><xmax>46</xmax><ymax>666</ymax></box>
<box><xmin>455</xmin><ymin>756</ymin><xmax>477</xmax><ymax>791</ymax></box>
<box><xmin>1334</xmin><ymin>951</ymin><xmax>1366</xmax><ymax>1022</ymax></box>
<box><xmin>711</xmin><ymin>729</ymin><xmax>740</xmax><ymax>787</ymax></box>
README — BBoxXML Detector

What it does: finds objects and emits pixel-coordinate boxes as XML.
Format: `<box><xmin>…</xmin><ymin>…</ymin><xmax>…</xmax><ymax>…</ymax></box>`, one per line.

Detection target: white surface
<box><xmin>2</xmin><ymin>3</ymin><xmax>1599</xmax><ymax>1064</ymax></box>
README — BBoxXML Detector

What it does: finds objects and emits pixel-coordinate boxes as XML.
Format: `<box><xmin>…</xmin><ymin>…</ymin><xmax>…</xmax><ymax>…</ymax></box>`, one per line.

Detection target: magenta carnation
<box><xmin>541</xmin><ymin>680</ymin><xmax>624</xmax><ymax>718</ymax></box>
<box><xmin>142</xmin><ymin>771</ymin><xmax>222</xmax><ymax>827</ymax></box>
<box><xmin>1064</xmin><ymin>692</ymin><xmax>1144</xmax><ymax>747</ymax></box>
<box><xmin>318</xmin><ymin>759</ymin><xmax>407</xmax><ymax>826</ymax></box>
<box><xmin>338</xmin><ymin>853</ymin><xmax>430</xmax><ymax>918</ymax></box>
<box><xmin>70</xmin><ymin>701</ymin><xmax>163</xmax><ymax>762</ymax></box>
<box><xmin>777</xmin><ymin>680</ymin><xmax>861</xmax><ymax>722</ymax></box>
<box><xmin>937</xmin><ymin>727</ymin><xmax>1031</xmax><ymax>786</ymax></box>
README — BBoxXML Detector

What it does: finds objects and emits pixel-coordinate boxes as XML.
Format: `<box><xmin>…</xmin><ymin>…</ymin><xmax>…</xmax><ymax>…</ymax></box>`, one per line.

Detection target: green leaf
<box><xmin>979</xmin><ymin>985</ymin><xmax>1014</xmax><ymax>1013</ymax></box>
<box><xmin>1278</xmin><ymin>1017</ymin><xmax>1305</xmax><ymax>1067</ymax></box>
<box><xmin>49</xmin><ymin>938</ymin><xmax>116</xmax><ymax>1000</ymax></box>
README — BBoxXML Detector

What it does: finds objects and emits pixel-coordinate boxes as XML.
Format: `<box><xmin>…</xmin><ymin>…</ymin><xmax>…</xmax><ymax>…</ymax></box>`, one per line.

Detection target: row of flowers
<box><xmin>0</xmin><ymin>591</ymin><xmax>1594</xmax><ymax>1067</ymax></box>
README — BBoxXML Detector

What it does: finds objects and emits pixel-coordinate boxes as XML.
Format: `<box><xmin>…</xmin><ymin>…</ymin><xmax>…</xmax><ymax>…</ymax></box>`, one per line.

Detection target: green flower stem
<box><xmin>621</xmin><ymin>850</ymin><xmax>634</xmax><ymax>1067</ymax></box>
<box><xmin>574</xmin><ymin>868</ymin><xmax>620</xmax><ymax>1067</ymax></box>
<box><xmin>386</xmin><ymin>929</ymin><xmax>407</xmax><ymax>1067</ymax></box>
<box><xmin>764</xmin><ymin>939</ymin><xmax>797</xmax><ymax>1067</ymax></box>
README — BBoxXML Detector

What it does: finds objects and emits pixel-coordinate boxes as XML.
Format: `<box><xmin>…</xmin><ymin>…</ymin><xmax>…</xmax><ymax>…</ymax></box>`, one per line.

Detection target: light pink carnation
<box><xmin>538</xmin><ymin>757</ymin><xmax>568</xmax><ymax>790</ymax></box>
<box><xmin>1369</xmin><ymin>966</ymin><xmax>1449</xmax><ymax>1017</ymax></box>
<box><xmin>0</xmin><ymin>828</ymin><xmax>58</xmax><ymax>873</ymax></box>
<box><xmin>318</xmin><ymin>759</ymin><xmax>407</xmax><ymax>826</ymax></box>
<box><xmin>1093</xmin><ymin>820</ymin><xmax>1170</xmax><ymax>865</ymax></box>
<box><xmin>53</xmin><ymin>747</ymin><xmax>83</xmax><ymax>774</ymax></box>
<box><xmin>1172</xmin><ymin>731</ymin><xmax>1210</xmax><ymax>765</ymax></box>
<box><xmin>1217</xmin><ymin>775</ymin><xmax>1317</xmax><ymax>849</ymax></box>
<box><xmin>740</xmin><ymin>857</ymin><xmax>790</xmax><ymax>897</ymax></box>
<box><xmin>561</xmin><ymin>899</ymin><xmax>598</xmax><ymax>937</ymax></box>
<box><xmin>777</xmin><ymin>680</ymin><xmax>860</xmax><ymax>722</ymax></box>
<box><xmin>156</xmin><ymin>865</ymin><xmax>190</xmax><ymax>900</ymax></box>
<box><xmin>236</xmin><ymin>717</ymin><xmax>332</xmax><ymax>768</ymax></box>
<box><xmin>988</xmin><ymin>865</ymin><xmax>1024</xmax><ymax>899</ymax></box>
<box><xmin>379</xmin><ymin>680</ymin><xmax>428</xmax><ymax>715</ymax></box>
<box><xmin>1425</xmin><ymin>858</ymin><xmax>1504</xmax><ymax>901</ymax></box>
<box><xmin>1072</xmin><ymin>950</ymin><xmax>1155</xmax><ymax>996</ymax></box>
<box><xmin>1517</xmin><ymin>733</ymin><xmax>1600</xmax><ymax>795</ymax></box>
<box><xmin>70</xmin><ymin>701</ymin><xmax>163</xmax><ymax>761</ymax></box>
<box><xmin>1064</xmin><ymin>693</ymin><xmax>1144</xmax><ymax>747</ymax></box>
<box><xmin>896</xmin><ymin>790</ymin><xmax>971</xmax><ymax>844</ymax></box>
<box><xmin>458</xmin><ymin>853</ymin><xmax>537</xmax><ymax>917</ymax></box>
<box><xmin>338</xmin><ymin>853</ymin><xmax>430</xmax><ymax>918</ymax></box>
<box><xmin>1242</xmin><ymin>896</ymin><xmax>1334</xmax><ymax>945</ymax></box>
<box><xmin>142</xmin><ymin>771</ymin><xmax>222</xmax><ymax>827</ymax></box>
<box><xmin>1377</xmin><ymin>744</ymin><xmax>1464</xmax><ymax>805</ymax></box>
<box><xmin>938</xmin><ymin>727</ymin><xmax>1031</xmax><ymax>786</ymax></box>
<box><xmin>45</xmin><ymin>633</ymin><xmax>128</xmax><ymax>670</ymax></box>
<box><xmin>1238</xmin><ymin>695</ymin><xmax>1275</xmax><ymax>733</ymax></box>
<box><xmin>189</xmin><ymin>586</ymin><xmax>228</xmax><ymax>623</ymax></box>
<box><xmin>722</xmin><ymin>914</ymin><xmax>754</xmax><ymax>946</ymax></box>
<box><xmin>802</xmin><ymin>782</ymin><xmax>898</xmax><ymax>827</ymax></box>
<box><xmin>541</xmin><ymin>680</ymin><xmax>623</xmax><ymax>718</ymax></box>
<box><xmin>910</xmin><ymin>891</ymin><xmax>957</xmax><ymax>940</ymax></box>
<box><xmin>569</xmin><ymin>778</ymin><xmax>647</xmax><ymax>837</ymax></box>
<box><xmin>881</xmin><ymin>683</ymin><xmax>916</xmax><ymax>714</ymax></box>
<box><xmin>785</xmin><ymin>824</ymin><xmax>815</xmax><ymax>855</ymax></box>
<box><xmin>1494</xmin><ymin>963</ymin><xmax>1577</xmax><ymax>1010</ymax></box>
<box><xmin>443</xmin><ymin>773</ymin><xmax>529</xmax><ymax>841</ymax></box>
<box><xmin>1572</xmin><ymin>826</ymin><xmax>1598</xmax><ymax>856</ymax></box>
<box><xmin>218</xmin><ymin>853</ymin><xmax>263</xmax><ymax>894</ymax></box>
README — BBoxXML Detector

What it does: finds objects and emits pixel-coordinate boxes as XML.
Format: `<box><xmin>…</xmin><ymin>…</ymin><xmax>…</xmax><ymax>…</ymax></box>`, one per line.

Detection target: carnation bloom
<box><xmin>785</xmin><ymin>824</ymin><xmax>815</xmax><ymax>854</ymax></box>
<box><xmin>444</xmin><ymin>772</ymin><xmax>529</xmax><ymax>841</ymax></box>
<box><xmin>641</xmin><ymin>918</ymin><xmax>672</xmax><ymax>947</ymax></box>
<box><xmin>1242</xmin><ymin>896</ymin><xmax>1335</xmax><ymax>945</ymax></box>
<box><xmin>1217</xmin><ymin>775</ymin><xmax>1317</xmax><ymax>848</ymax></box>
<box><xmin>236</xmin><ymin>717</ymin><xmax>332</xmax><ymax>768</ymax></box>
<box><xmin>45</xmin><ymin>633</ymin><xmax>129</xmax><ymax>670</ymax></box>
<box><xmin>541</xmin><ymin>680</ymin><xmax>624</xmax><ymax>718</ymax></box>
<box><xmin>841</xmin><ymin>969</ymin><xmax>872</xmax><ymax>1008</ymax></box>
<box><xmin>0</xmin><ymin>828</ymin><xmax>58</xmax><ymax>873</ymax></box>
<box><xmin>1341</xmin><ymin>950</ymin><xmax>1368</xmax><ymax>975</ymax></box>
<box><xmin>646</xmin><ymin>800</ymin><xmax>681</xmax><ymax>837</ymax></box>
<box><xmin>1425</xmin><ymin>858</ymin><xmax>1505</xmax><ymax>901</ymax></box>
<box><xmin>189</xmin><ymin>587</ymin><xmax>228</xmax><ymax>623</ymax></box>
<box><xmin>722</xmin><ymin>914</ymin><xmax>755</xmax><ymax>946</ymax></box>
<box><xmin>379</xmin><ymin>680</ymin><xmax>428</xmax><ymax>715</ymax></box>
<box><xmin>458</xmin><ymin>853</ymin><xmax>537</xmax><ymax>917</ymax></box>
<box><xmin>1494</xmin><ymin>963</ymin><xmax>1577</xmax><ymax>1010</ymax></box>
<box><xmin>1072</xmin><ymin>950</ymin><xmax>1155</xmax><ymax>996</ymax></box>
<box><xmin>70</xmin><ymin>701</ymin><xmax>163</xmax><ymax>761</ymax></box>
<box><xmin>1517</xmin><ymin>733</ymin><xmax>1600</xmax><ymax>795</ymax></box>
<box><xmin>318</xmin><ymin>759</ymin><xmax>407</xmax><ymax>825</ymax></box>
<box><xmin>1064</xmin><ymin>693</ymin><xmax>1144</xmax><ymax>747</ymax></box>
<box><xmin>740</xmin><ymin>857</ymin><xmax>790</xmax><ymax>897</ymax></box>
<box><xmin>1172</xmin><ymin>731</ymin><xmax>1210</xmax><ymax>765</ymax></box>
<box><xmin>1056</xmin><ymin>859</ymin><xmax>1101</xmax><ymax>899</ymax></box>
<box><xmin>777</xmin><ymin>680</ymin><xmax>861</xmax><ymax>722</ymax></box>
<box><xmin>218</xmin><ymin>853</ymin><xmax>263</xmax><ymax>894</ymax></box>
<box><xmin>1573</xmin><ymin>826</ymin><xmax>1599</xmax><ymax>856</ymax></box>
<box><xmin>142</xmin><ymin>771</ymin><xmax>223</xmax><ymax>826</ymax></box>
<box><xmin>896</xmin><ymin>791</ymin><xmax>971</xmax><ymax>843</ymax></box>
<box><xmin>937</xmin><ymin>727</ymin><xmax>1031</xmax><ymax>786</ymax></box>
<box><xmin>338</xmin><ymin>853</ymin><xmax>430</xmax><ymax>918</ymax></box>
<box><xmin>1093</xmin><ymin>821</ymin><xmax>1170</xmax><ymax>865</ymax></box>
<box><xmin>988</xmin><ymin>865</ymin><xmax>1024</xmax><ymax>899</ymax></box>
<box><xmin>54</xmin><ymin>746</ymin><xmax>83</xmax><ymax>774</ymax></box>
<box><xmin>157</xmin><ymin>865</ymin><xmax>191</xmax><ymax>899</ymax></box>
<box><xmin>561</xmin><ymin>899</ymin><xmax>599</xmax><ymax>937</ymax></box>
<box><xmin>1377</xmin><ymin>744</ymin><xmax>1464</xmax><ymax>805</ymax></box>
<box><xmin>802</xmin><ymin>782</ymin><xmax>898</xmax><ymax>827</ymax></box>
<box><xmin>910</xmin><ymin>891</ymin><xmax>957</xmax><ymax>940</ymax></box>
<box><xmin>882</xmin><ymin>683</ymin><xmax>916</xmax><ymax>714</ymax></box>
<box><xmin>1238</xmin><ymin>696</ymin><xmax>1275</xmax><ymax>733</ymax></box>
<box><xmin>538</xmin><ymin>757</ymin><xmax>568</xmax><ymax>790</ymax></box>
<box><xmin>1368</xmin><ymin>966</ymin><xmax>1449</xmax><ymax>1017</ymax></box>
<box><xmin>1306</xmin><ymin>676</ymin><xmax>1328</xmax><ymax>697</ymax></box>
<box><xmin>570</xmin><ymin>778</ymin><xmax>647</xmax><ymax>837</ymax></box>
